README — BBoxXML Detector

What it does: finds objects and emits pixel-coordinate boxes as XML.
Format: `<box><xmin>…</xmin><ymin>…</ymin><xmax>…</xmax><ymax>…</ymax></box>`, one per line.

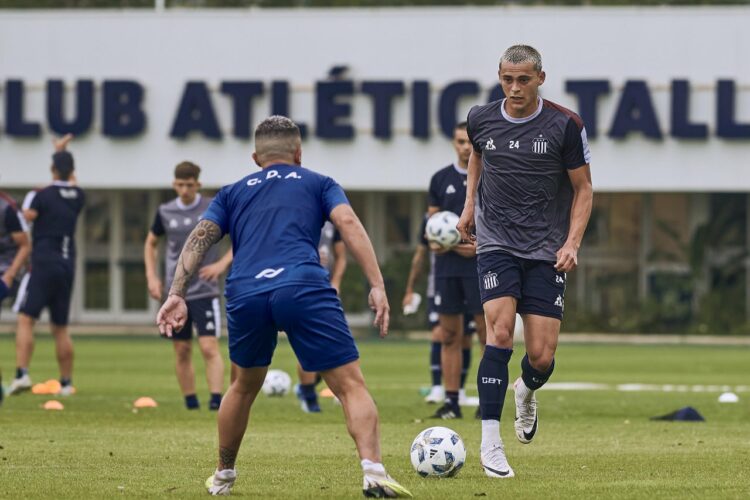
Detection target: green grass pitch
<box><xmin>1</xmin><ymin>335</ymin><xmax>749</xmax><ymax>498</ymax></box>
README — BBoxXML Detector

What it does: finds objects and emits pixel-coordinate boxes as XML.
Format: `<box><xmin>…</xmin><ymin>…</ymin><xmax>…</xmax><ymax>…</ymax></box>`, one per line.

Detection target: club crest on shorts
<box><xmin>483</xmin><ymin>271</ymin><xmax>499</xmax><ymax>290</ymax></box>
<box><xmin>532</xmin><ymin>135</ymin><xmax>548</xmax><ymax>154</ymax></box>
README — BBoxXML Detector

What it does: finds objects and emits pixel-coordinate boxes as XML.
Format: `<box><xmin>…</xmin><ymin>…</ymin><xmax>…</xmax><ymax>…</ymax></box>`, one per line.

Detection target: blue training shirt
<box><xmin>202</xmin><ymin>164</ymin><xmax>349</xmax><ymax>302</ymax></box>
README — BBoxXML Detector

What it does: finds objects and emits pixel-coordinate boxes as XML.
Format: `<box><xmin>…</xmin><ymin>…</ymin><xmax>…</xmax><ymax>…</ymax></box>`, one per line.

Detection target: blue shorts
<box><xmin>434</xmin><ymin>276</ymin><xmax>483</xmax><ymax>315</ymax></box>
<box><xmin>226</xmin><ymin>285</ymin><xmax>359</xmax><ymax>372</ymax></box>
<box><xmin>477</xmin><ymin>250</ymin><xmax>566</xmax><ymax>320</ymax></box>
<box><xmin>427</xmin><ymin>296</ymin><xmax>476</xmax><ymax>335</ymax></box>
<box><xmin>168</xmin><ymin>297</ymin><xmax>222</xmax><ymax>341</ymax></box>
<box><xmin>18</xmin><ymin>261</ymin><xmax>74</xmax><ymax>325</ymax></box>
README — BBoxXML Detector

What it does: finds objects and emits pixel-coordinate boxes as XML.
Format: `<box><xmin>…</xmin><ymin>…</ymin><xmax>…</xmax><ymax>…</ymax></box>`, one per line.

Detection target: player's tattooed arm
<box><xmin>168</xmin><ymin>220</ymin><xmax>222</xmax><ymax>298</ymax></box>
<box><xmin>219</xmin><ymin>446</ymin><xmax>238</xmax><ymax>470</ymax></box>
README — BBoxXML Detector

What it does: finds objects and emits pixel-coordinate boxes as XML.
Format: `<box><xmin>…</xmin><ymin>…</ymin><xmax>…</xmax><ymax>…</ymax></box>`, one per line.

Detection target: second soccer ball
<box><xmin>425</xmin><ymin>211</ymin><xmax>462</xmax><ymax>249</ymax></box>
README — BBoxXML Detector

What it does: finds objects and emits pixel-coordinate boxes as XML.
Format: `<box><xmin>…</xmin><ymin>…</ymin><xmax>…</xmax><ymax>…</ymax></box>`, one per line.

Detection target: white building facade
<box><xmin>1</xmin><ymin>7</ymin><xmax>749</xmax><ymax>331</ymax></box>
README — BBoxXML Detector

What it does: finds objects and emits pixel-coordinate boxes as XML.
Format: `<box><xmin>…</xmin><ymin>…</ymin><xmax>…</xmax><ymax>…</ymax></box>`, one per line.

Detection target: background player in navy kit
<box><xmin>402</xmin><ymin>214</ymin><xmax>476</xmax><ymax>405</ymax></box>
<box><xmin>157</xmin><ymin>116</ymin><xmax>411</xmax><ymax>498</ymax></box>
<box><xmin>8</xmin><ymin>134</ymin><xmax>85</xmax><ymax>397</ymax></box>
<box><xmin>427</xmin><ymin>122</ymin><xmax>486</xmax><ymax>420</ymax></box>
<box><xmin>144</xmin><ymin>162</ymin><xmax>232</xmax><ymax>410</ymax></box>
<box><xmin>294</xmin><ymin>220</ymin><xmax>347</xmax><ymax>413</ymax></box>
<box><xmin>0</xmin><ymin>190</ymin><xmax>31</xmax><ymax>402</ymax></box>
<box><xmin>458</xmin><ymin>45</ymin><xmax>593</xmax><ymax>478</ymax></box>
<box><xmin>0</xmin><ymin>191</ymin><xmax>30</xmax><ymax>311</ymax></box>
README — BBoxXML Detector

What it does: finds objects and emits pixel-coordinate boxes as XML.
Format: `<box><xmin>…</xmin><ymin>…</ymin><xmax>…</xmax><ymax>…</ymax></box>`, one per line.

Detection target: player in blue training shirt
<box><xmin>156</xmin><ymin>116</ymin><xmax>411</xmax><ymax>498</ymax></box>
<box><xmin>8</xmin><ymin>134</ymin><xmax>86</xmax><ymax>397</ymax></box>
<box><xmin>458</xmin><ymin>45</ymin><xmax>593</xmax><ymax>478</ymax></box>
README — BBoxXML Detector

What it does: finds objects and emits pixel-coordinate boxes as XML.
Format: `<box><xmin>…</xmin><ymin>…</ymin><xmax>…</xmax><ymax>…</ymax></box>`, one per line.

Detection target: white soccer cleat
<box><xmin>205</xmin><ymin>468</ymin><xmax>237</xmax><ymax>496</ymax></box>
<box><xmin>57</xmin><ymin>385</ymin><xmax>75</xmax><ymax>397</ymax></box>
<box><xmin>362</xmin><ymin>471</ymin><xmax>412</xmax><ymax>498</ymax></box>
<box><xmin>514</xmin><ymin>378</ymin><xmax>538</xmax><ymax>444</ymax></box>
<box><xmin>480</xmin><ymin>442</ymin><xmax>515</xmax><ymax>478</ymax></box>
<box><xmin>7</xmin><ymin>374</ymin><xmax>32</xmax><ymax>395</ymax></box>
<box><xmin>424</xmin><ymin>385</ymin><xmax>444</xmax><ymax>404</ymax></box>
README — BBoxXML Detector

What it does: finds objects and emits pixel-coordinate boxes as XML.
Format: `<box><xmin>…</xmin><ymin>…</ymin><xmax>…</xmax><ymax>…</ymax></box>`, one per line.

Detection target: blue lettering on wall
<box><xmin>220</xmin><ymin>81</ymin><xmax>263</xmax><ymax>139</ymax></box>
<box><xmin>361</xmin><ymin>81</ymin><xmax>405</xmax><ymax>139</ymax></box>
<box><xmin>671</xmin><ymin>80</ymin><xmax>708</xmax><ymax>139</ymax></box>
<box><xmin>439</xmin><ymin>81</ymin><xmax>480</xmax><ymax>138</ymax></box>
<box><xmin>170</xmin><ymin>81</ymin><xmax>220</xmax><ymax>139</ymax></box>
<box><xmin>487</xmin><ymin>84</ymin><xmax>505</xmax><ymax>104</ymax></box>
<box><xmin>5</xmin><ymin>80</ymin><xmax>41</xmax><ymax>137</ymax></box>
<box><xmin>47</xmin><ymin>80</ymin><xmax>94</xmax><ymax>137</ymax></box>
<box><xmin>566</xmin><ymin>80</ymin><xmax>610</xmax><ymax>138</ymax></box>
<box><xmin>316</xmin><ymin>81</ymin><xmax>354</xmax><ymax>139</ymax></box>
<box><xmin>102</xmin><ymin>80</ymin><xmax>146</xmax><ymax>138</ymax></box>
<box><xmin>609</xmin><ymin>80</ymin><xmax>662</xmax><ymax>140</ymax></box>
<box><xmin>271</xmin><ymin>80</ymin><xmax>308</xmax><ymax>139</ymax></box>
<box><xmin>717</xmin><ymin>80</ymin><xmax>750</xmax><ymax>139</ymax></box>
<box><xmin>411</xmin><ymin>81</ymin><xmax>430</xmax><ymax>139</ymax></box>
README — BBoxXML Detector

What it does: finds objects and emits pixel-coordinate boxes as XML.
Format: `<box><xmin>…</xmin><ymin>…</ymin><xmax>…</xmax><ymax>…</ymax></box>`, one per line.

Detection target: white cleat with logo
<box><xmin>7</xmin><ymin>374</ymin><xmax>32</xmax><ymax>395</ymax></box>
<box><xmin>424</xmin><ymin>385</ymin><xmax>444</xmax><ymax>404</ymax></box>
<box><xmin>206</xmin><ymin>468</ymin><xmax>236</xmax><ymax>496</ymax></box>
<box><xmin>514</xmin><ymin>378</ymin><xmax>538</xmax><ymax>444</ymax></box>
<box><xmin>480</xmin><ymin>441</ymin><xmax>515</xmax><ymax>478</ymax></box>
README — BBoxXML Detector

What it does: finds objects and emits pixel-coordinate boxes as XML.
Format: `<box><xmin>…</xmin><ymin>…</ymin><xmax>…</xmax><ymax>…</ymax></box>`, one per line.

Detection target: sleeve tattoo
<box><xmin>168</xmin><ymin>220</ymin><xmax>222</xmax><ymax>297</ymax></box>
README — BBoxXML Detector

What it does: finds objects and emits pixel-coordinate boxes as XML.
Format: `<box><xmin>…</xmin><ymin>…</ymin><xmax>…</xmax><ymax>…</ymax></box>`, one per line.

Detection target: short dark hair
<box><xmin>174</xmin><ymin>161</ymin><xmax>201</xmax><ymax>180</ymax></box>
<box><xmin>254</xmin><ymin>116</ymin><xmax>301</xmax><ymax>160</ymax></box>
<box><xmin>52</xmin><ymin>151</ymin><xmax>74</xmax><ymax>181</ymax></box>
<box><xmin>455</xmin><ymin>121</ymin><xmax>468</xmax><ymax>131</ymax></box>
<box><xmin>255</xmin><ymin>115</ymin><xmax>301</xmax><ymax>143</ymax></box>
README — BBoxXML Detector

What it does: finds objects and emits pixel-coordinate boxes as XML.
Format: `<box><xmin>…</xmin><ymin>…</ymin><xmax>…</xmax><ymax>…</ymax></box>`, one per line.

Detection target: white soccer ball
<box><xmin>425</xmin><ymin>211</ymin><xmax>462</xmax><ymax>249</ymax></box>
<box><xmin>410</xmin><ymin>426</ymin><xmax>466</xmax><ymax>478</ymax></box>
<box><xmin>261</xmin><ymin>369</ymin><xmax>291</xmax><ymax>397</ymax></box>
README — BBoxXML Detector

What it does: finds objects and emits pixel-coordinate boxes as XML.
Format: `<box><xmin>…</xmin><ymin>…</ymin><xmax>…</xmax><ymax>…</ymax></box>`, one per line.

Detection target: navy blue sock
<box><xmin>209</xmin><ymin>393</ymin><xmax>222</xmax><ymax>410</ymax></box>
<box><xmin>477</xmin><ymin>346</ymin><xmax>513</xmax><ymax>421</ymax></box>
<box><xmin>445</xmin><ymin>390</ymin><xmax>460</xmax><ymax>411</ymax></box>
<box><xmin>300</xmin><ymin>383</ymin><xmax>317</xmax><ymax>400</ymax></box>
<box><xmin>185</xmin><ymin>394</ymin><xmax>199</xmax><ymax>410</ymax></box>
<box><xmin>430</xmin><ymin>342</ymin><xmax>442</xmax><ymax>386</ymax></box>
<box><xmin>521</xmin><ymin>354</ymin><xmax>555</xmax><ymax>390</ymax></box>
<box><xmin>460</xmin><ymin>348</ymin><xmax>471</xmax><ymax>389</ymax></box>
<box><xmin>60</xmin><ymin>377</ymin><xmax>71</xmax><ymax>387</ymax></box>
<box><xmin>16</xmin><ymin>367</ymin><xmax>27</xmax><ymax>379</ymax></box>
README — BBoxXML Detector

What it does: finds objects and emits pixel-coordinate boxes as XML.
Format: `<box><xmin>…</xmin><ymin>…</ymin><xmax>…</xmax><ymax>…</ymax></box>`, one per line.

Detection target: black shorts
<box><xmin>477</xmin><ymin>250</ymin><xmax>566</xmax><ymax>320</ymax></box>
<box><xmin>18</xmin><ymin>262</ymin><xmax>74</xmax><ymax>325</ymax></box>
<box><xmin>427</xmin><ymin>296</ymin><xmax>477</xmax><ymax>335</ymax></box>
<box><xmin>434</xmin><ymin>276</ymin><xmax>483</xmax><ymax>316</ymax></box>
<box><xmin>169</xmin><ymin>297</ymin><xmax>222</xmax><ymax>341</ymax></box>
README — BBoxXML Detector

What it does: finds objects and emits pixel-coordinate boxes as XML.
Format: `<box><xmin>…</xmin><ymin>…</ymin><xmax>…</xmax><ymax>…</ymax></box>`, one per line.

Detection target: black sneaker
<box><xmin>430</xmin><ymin>402</ymin><xmax>462</xmax><ymax>419</ymax></box>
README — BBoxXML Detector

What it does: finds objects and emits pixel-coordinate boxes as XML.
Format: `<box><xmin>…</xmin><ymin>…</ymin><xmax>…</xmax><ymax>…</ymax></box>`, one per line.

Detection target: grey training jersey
<box><xmin>467</xmin><ymin>98</ymin><xmax>591</xmax><ymax>261</ymax></box>
<box><xmin>151</xmin><ymin>195</ymin><xmax>220</xmax><ymax>300</ymax></box>
<box><xmin>318</xmin><ymin>221</ymin><xmax>341</xmax><ymax>274</ymax></box>
<box><xmin>0</xmin><ymin>193</ymin><xmax>25</xmax><ymax>274</ymax></box>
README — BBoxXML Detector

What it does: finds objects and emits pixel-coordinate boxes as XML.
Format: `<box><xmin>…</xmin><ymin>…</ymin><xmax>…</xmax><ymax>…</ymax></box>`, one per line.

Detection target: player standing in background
<box><xmin>294</xmin><ymin>220</ymin><xmax>347</xmax><ymax>413</ymax></box>
<box><xmin>144</xmin><ymin>162</ymin><xmax>232</xmax><ymax>411</ymax></box>
<box><xmin>426</xmin><ymin>122</ymin><xmax>487</xmax><ymax>420</ymax></box>
<box><xmin>8</xmin><ymin>134</ymin><xmax>85</xmax><ymax>396</ymax></box>
<box><xmin>157</xmin><ymin>116</ymin><xmax>411</xmax><ymax>498</ymax></box>
<box><xmin>458</xmin><ymin>45</ymin><xmax>593</xmax><ymax>478</ymax></box>
<box><xmin>402</xmin><ymin>214</ymin><xmax>476</xmax><ymax>405</ymax></box>
<box><xmin>0</xmin><ymin>189</ymin><xmax>31</xmax><ymax>403</ymax></box>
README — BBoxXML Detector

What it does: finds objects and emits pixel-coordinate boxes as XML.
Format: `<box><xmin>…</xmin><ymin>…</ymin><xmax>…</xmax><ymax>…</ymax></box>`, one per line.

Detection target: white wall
<box><xmin>1</xmin><ymin>7</ymin><xmax>749</xmax><ymax>191</ymax></box>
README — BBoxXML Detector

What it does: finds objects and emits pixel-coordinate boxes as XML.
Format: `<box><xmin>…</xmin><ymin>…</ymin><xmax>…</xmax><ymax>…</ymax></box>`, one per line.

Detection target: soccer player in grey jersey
<box><xmin>144</xmin><ymin>162</ymin><xmax>233</xmax><ymax>410</ymax></box>
<box><xmin>458</xmin><ymin>45</ymin><xmax>593</xmax><ymax>478</ymax></box>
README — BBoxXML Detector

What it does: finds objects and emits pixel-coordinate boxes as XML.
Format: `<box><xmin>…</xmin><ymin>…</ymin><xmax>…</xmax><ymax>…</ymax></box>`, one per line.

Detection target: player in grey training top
<box><xmin>144</xmin><ymin>161</ymin><xmax>233</xmax><ymax>411</ymax></box>
<box><xmin>458</xmin><ymin>45</ymin><xmax>593</xmax><ymax>478</ymax></box>
<box><xmin>0</xmin><ymin>192</ymin><xmax>30</xmax><ymax>311</ymax></box>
